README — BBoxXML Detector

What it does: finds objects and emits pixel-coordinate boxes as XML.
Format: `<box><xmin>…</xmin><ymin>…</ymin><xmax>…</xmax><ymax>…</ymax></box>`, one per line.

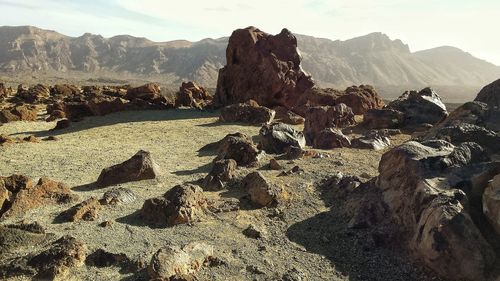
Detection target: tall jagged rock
<box><xmin>214</xmin><ymin>27</ymin><xmax>315</xmax><ymax>113</ymax></box>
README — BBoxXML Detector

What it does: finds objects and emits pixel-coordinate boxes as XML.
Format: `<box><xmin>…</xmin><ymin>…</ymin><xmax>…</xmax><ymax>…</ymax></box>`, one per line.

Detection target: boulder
<box><xmin>101</xmin><ymin>188</ymin><xmax>137</xmax><ymax>205</ymax></box>
<box><xmin>0</xmin><ymin>83</ymin><xmax>11</xmax><ymax>101</ymax></box>
<box><xmin>272</xmin><ymin>106</ymin><xmax>305</xmax><ymax>125</ymax></box>
<box><xmin>96</xmin><ymin>150</ymin><xmax>160</xmax><ymax>188</ymax></box>
<box><xmin>27</xmin><ymin>236</ymin><xmax>87</xmax><ymax>280</ymax></box>
<box><xmin>52</xmin><ymin>119</ymin><xmax>71</xmax><ymax>130</ymax></box>
<box><xmin>304</xmin><ymin>104</ymin><xmax>355</xmax><ymax>146</ymax></box>
<box><xmin>475</xmin><ymin>78</ymin><xmax>500</xmax><ymax>107</ymax></box>
<box><xmin>215</xmin><ymin>133</ymin><xmax>259</xmax><ymax>167</ymax></box>
<box><xmin>214</xmin><ymin>27</ymin><xmax>315</xmax><ymax>113</ymax></box>
<box><xmin>202</xmin><ymin>159</ymin><xmax>237</xmax><ymax>191</ymax></box>
<box><xmin>483</xmin><ymin>174</ymin><xmax>500</xmax><ymax>235</ymax></box>
<box><xmin>148</xmin><ymin>242</ymin><xmax>214</xmax><ymax>280</ymax></box>
<box><xmin>312</xmin><ymin>128</ymin><xmax>351</xmax><ymax>149</ymax></box>
<box><xmin>388</xmin><ymin>87</ymin><xmax>448</xmax><ymax>126</ymax></box>
<box><xmin>50</xmin><ymin>84</ymin><xmax>81</xmax><ymax>98</ymax></box>
<box><xmin>242</xmin><ymin>172</ymin><xmax>287</xmax><ymax>207</ymax></box>
<box><xmin>352</xmin><ymin>131</ymin><xmax>391</xmax><ymax>151</ymax></box>
<box><xmin>87</xmin><ymin>97</ymin><xmax>129</xmax><ymax>116</ymax></box>
<box><xmin>126</xmin><ymin>83</ymin><xmax>161</xmax><ymax>98</ymax></box>
<box><xmin>141</xmin><ymin>184</ymin><xmax>207</xmax><ymax>226</ymax></box>
<box><xmin>0</xmin><ymin>105</ymin><xmax>38</xmax><ymax>123</ymax></box>
<box><xmin>17</xmin><ymin>84</ymin><xmax>50</xmax><ymax>104</ymax></box>
<box><xmin>59</xmin><ymin>197</ymin><xmax>102</xmax><ymax>222</ymax></box>
<box><xmin>0</xmin><ymin>176</ymin><xmax>78</xmax><ymax>219</ymax></box>
<box><xmin>46</xmin><ymin>109</ymin><xmax>66</xmax><ymax>122</ymax></box>
<box><xmin>377</xmin><ymin>140</ymin><xmax>498</xmax><ymax>280</ymax></box>
<box><xmin>258</xmin><ymin>122</ymin><xmax>305</xmax><ymax>154</ymax></box>
<box><xmin>362</xmin><ymin>108</ymin><xmax>404</xmax><ymax>129</ymax></box>
<box><xmin>220</xmin><ymin>101</ymin><xmax>275</xmax><ymax>125</ymax></box>
<box><xmin>335</xmin><ymin>85</ymin><xmax>385</xmax><ymax>115</ymax></box>
<box><xmin>175</xmin><ymin>81</ymin><xmax>212</xmax><ymax>109</ymax></box>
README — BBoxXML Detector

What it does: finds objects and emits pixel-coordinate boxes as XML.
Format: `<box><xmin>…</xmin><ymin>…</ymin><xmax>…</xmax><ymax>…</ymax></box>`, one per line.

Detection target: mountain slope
<box><xmin>0</xmin><ymin>25</ymin><xmax>499</xmax><ymax>101</ymax></box>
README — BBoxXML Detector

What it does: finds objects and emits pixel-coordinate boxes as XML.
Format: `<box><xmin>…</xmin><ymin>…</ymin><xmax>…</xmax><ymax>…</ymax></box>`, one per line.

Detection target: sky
<box><xmin>1</xmin><ymin>0</ymin><xmax>499</xmax><ymax>65</ymax></box>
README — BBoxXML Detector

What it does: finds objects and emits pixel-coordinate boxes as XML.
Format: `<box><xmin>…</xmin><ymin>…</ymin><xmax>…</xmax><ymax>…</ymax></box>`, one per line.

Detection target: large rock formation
<box><xmin>475</xmin><ymin>78</ymin><xmax>500</xmax><ymax>107</ymax></box>
<box><xmin>175</xmin><ymin>81</ymin><xmax>212</xmax><ymax>109</ymax></box>
<box><xmin>214</xmin><ymin>27</ymin><xmax>315</xmax><ymax>112</ymax></box>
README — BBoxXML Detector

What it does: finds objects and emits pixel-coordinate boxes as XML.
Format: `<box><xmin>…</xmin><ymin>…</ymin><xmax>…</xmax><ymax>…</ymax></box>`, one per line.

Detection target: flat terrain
<box><xmin>0</xmin><ymin>110</ymin><xmax>439</xmax><ymax>280</ymax></box>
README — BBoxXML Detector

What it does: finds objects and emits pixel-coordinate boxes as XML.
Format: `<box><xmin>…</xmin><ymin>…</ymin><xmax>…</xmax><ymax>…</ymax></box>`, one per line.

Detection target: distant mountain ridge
<box><xmin>0</xmin><ymin>25</ymin><xmax>499</xmax><ymax>101</ymax></box>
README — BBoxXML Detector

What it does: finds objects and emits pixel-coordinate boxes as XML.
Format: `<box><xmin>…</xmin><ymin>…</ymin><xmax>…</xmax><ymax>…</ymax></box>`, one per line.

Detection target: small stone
<box><xmin>242</xmin><ymin>172</ymin><xmax>287</xmax><ymax>207</ymax></box>
<box><xmin>269</xmin><ymin>158</ymin><xmax>283</xmax><ymax>170</ymax></box>
<box><xmin>242</xmin><ymin>224</ymin><xmax>267</xmax><ymax>239</ymax></box>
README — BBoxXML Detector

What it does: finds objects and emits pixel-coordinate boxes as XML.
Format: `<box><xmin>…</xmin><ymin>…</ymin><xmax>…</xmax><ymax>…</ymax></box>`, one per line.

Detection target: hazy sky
<box><xmin>1</xmin><ymin>0</ymin><xmax>499</xmax><ymax>65</ymax></box>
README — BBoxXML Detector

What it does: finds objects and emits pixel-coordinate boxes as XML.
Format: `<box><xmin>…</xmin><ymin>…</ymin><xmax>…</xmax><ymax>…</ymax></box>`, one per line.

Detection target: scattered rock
<box><xmin>273</xmin><ymin>106</ymin><xmax>305</xmax><ymax>125</ymax></box>
<box><xmin>362</xmin><ymin>108</ymin><xmax>404</xmax><ymax>129</ymax></box>
<box><xmin>278</xmin><ymin>165</ymin><xmax>305</xmax><ymax>177</ymax></box>
<box><xmin>312</xmin><ymin>128</ymin><xmax>351</xmax><ymax>149</ymax></box>
<box><xmin>220</xmin><ymin>101</ymin><xmax>276</xmax><ymax>124</ymax></box>
<box><xmin>351</xmin><ymin>131</ymin><xmax>391</xmax><ymax>150</ymax></box>
<box><xmin>284</xmin><ymin>146</ymin><xmax>304</xmax><ymax>160</ymax></box>
<box><xmin>148</xmin><ymin>242</ymin><xmax>214</xmax><ymax>280</ymax></box>
<box><xmin>335</xmin><ymin>85</ymin><xmax>385</xmax><ymax>115</ymax></box>
<box><xmin>52</xmin><ymin>119</ymin><xmax>71</xmax><ymax>130</ymax></box>
<box><xmin>202</xmin><ymin>159</ymin><xmax>237</xmax><ymax>191</ymax></box>
<box><xmin>99</xmin><ymin>220</ymin><xmax>113</xmax><ymax>228</ymax></box>
<box><xmin>96</xmin><ymin>150</ymin><xmax>160</xmax><ymax>188</ymax></box>
<box><xmin>242</xmin><ymin>172</ymin><xmax>287</xmax><ymax>207</ymax></box>
<box><xmin>86</xmin><ymin>249</ymin><xmax>129</xmax><ymax>268</ymax></box>
<box><xmin>141</xmin><ymin>184</ymin><xmax>207</xmax><ymax>226</ymax></box>
<box><xmin>0</xmin><ymin>105</ymin><xmax>38</xmax><ymax>123</ymax></box>
<box><xmin>175</xmin><ymin>81</ymin><xmax>212</xmax><ymax>109</ymax></box>
<box><xmin>101</xmin><ymin>187</ymin><xmax>137</xmax><ymax>205</ymax></box>
<box><xmin>388</xmin><ymin>87</ymin><xmax>448</xmax><ymax>126</ymax></box>
<box><xmin>259</xmin><ymin>122</ymin><xmax>306</xmax><ymax>154</ymax></box>
<box><xmin>243</xmin><ymin>224</ymin><xmax>267</xmax><ymax>239</ymax></box>
<box><xmin>269</xmin><ymin>158</ymin><xmax>283</xmax><ymax>170</ymax></box>
<box><xmin>215</xmin><ymin>133</ymin><xmax>259</xmax><ymax>167</ymax></box>
<box><xmin>59</xmin><ymin>197</ymin><xmax>102</xmax><ymax>222</ymax></box>
<box><xmin>304</xmin><ymin>104</ymin><xmax>355</xmax><ymax>146</ymax></box>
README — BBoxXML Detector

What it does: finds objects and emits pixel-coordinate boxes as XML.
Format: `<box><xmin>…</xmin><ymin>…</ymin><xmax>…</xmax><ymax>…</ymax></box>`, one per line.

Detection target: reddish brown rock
<box><xmin>0</xmin><ymin>83</ymin><xmax>11</xmax><ymax>101</ymax></box>
<box><xmin>175</xmin><ymin>81</ymin><xmax>212</xmax><ymax>109</ymax></box>
<box><xmin>273</xmin><ymin>106</ymin><xmax>305</xmax><ymax>125</ymax></box>
<box><xmin>126</xmin><ymin>83</ymin><xmax>161</xmax><ymax>98</ymax></box>
<box><xmin>303</xmin><ymin>104</ymin><xmax>355</xmax><ymax>146</ymax></box>
<box><xmin>141</xmin><ymin>184</ymin><xmax>207</xmax><ymax>226</ymax></box>
<box><xmin>214</xmin><ymin>27</ymin><xmax>314</xmax><ymax>112</ymax></box>
<box><xmin>0</xmin><ymin>176</ymin><xmax>78</xmax><ymax>219</ymax></box>
<box><xmin>202</xmin><ymin>159</ymin><xmax>237</xmax><ymax>191</ymax></box>
<box><xmin>52</xmin><ymin>119</ymin><xmax>71</xmax><ymax>130</ymax></box>
<box><xmin>313</xmin><ymin>128</ymin><xmax>351</xmax><ymax>149</ymax></box>
<box><xmin>87</xmin><ymin>97</ymin><xmax>129</xmax><ymax>116</ymax></box>
<box><xmin>215</xmin><ymin>133</ymin><xmax>260</xmax><ymax>167</ymax></box>
<box><xmin>335</xmin><ymin>85</ymin><xmax>385</xmax><ymax>115</ymax></box>
<box><xmin>50</xmin><ymin>84</ymin><xmax>81</xmax><ymax>98</ymax></box>
<box><xmin>220</xmin><ymin>100</ymin><xmax>275</xmax><ymax>125</ymax></box>
<box><xmin>243</xmin><ymin>172</ymin><xmax>287</xmax><ymax>207</ymax></box>
<box><xmin>60</xmin><ymin>197</ymin><xmax>103</xmax><ymax>222</ymax></box>
<box><xmin>0</xmin><ymin>134</ymin><xmax>15</xmax><ymax>145</ymax></box>
<box><xmin>17</xmin><ymin>84</ymin><xmax>50</xmax><ymax>104</ymax></box>
<box><xmin>96</xmin><ymin>150</ymin><xmax>161</xmax><ymax>188</ymax></box>
<box><xmin>46</xmin><ymin>109</ymin><xmax>66</xmax><ymax>122</ymax></box>
<box><xmin>0</xmin><ymin>105</ymin><xmax>38</xmax><ymax>123</ymax></box>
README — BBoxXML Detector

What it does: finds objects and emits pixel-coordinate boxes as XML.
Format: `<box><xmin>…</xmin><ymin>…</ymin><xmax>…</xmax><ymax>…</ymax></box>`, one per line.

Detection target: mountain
<box><xmin>1</xmin><ymin>25</ymin><xmax>499</xmax><ymax>102</ymax></box>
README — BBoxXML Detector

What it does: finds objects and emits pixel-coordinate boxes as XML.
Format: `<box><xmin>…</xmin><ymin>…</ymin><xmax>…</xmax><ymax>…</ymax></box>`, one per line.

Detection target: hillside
<box><xmin>0</xmin><ymin>26</ymin><xmax>499</xmax><ymax>101</ymax></box>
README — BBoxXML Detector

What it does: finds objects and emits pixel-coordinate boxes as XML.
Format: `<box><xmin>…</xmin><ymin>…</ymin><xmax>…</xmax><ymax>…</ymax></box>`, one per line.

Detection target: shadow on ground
<box><xmin>10</xmin><ymin>109</ymin><xmax>221</xmax><ymax>137</ymax></box>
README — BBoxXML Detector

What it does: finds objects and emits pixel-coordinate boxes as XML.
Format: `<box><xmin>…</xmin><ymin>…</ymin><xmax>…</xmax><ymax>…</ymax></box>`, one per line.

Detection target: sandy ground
<box><xmin>0</xmin><ymin>109</ymin><xmax>440</xmax><ymax>281</ymax></box>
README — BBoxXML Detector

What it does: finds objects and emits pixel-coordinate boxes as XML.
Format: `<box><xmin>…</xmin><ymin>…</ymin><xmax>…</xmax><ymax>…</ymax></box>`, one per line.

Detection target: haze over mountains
<box><xmin>1</xmin><ymin>25</ymin><xmax>499</xmax><ymax>102</ymax></box>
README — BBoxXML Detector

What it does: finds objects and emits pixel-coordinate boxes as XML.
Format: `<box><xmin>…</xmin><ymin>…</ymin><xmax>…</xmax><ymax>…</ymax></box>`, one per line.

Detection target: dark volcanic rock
<box><xmin>362</xmin><ymin>108</ymin><xmax>404</xmax><ymax>129</ymax></box>
<box><xmin>273</xmin><ymin>106</ymin><xmax>305</xmax><ymax>125</ymax></box>
<box><xmin>141</xmin><ymin>184</ymin><xmax>207</xmax><ymax>226</ymax></box>
<box><xmin>475</xmin><ymin>78</ymin><xmax>500</xmax><ymax>107</ymax></box>
<box><xmin>203</xmin><ymin>159</ymin><xmax>237</xmax><ymax>191</ymax></box>
<box><xmin>313</xmin><ymin>128</ymin><xmax>351</xmax><ymax>149</ymax></box>
<box><xmin>220</xmin><ymin>100</ymin><xmax>275</xmax><ymax>124</ymax></box>
<box><xmin>258</xmin><ymin>122</ymin><xmax>306</xmax><ymax>154</ymax></box>
<box><xmin>352</xmin><ymin>131</ymin><xmax>391</xmax><ymax>151</ymax></box>
<box><xmin>214</xmin><ymin>27</ymin><xmax>314</xmax><ymax>113</ymax></box>
<box><xmin>303</xmin><ymin>104</ymin><xmax>355</xmax><ymax>146</ymax></box>
<box><xmin>215</xmin><ymin>133</ymin><xmax>260</xmax><ymax>167</ymax></box>
<box><xmin>388</xmin><ymin>87</ymin><xmax>448</xmax><ymax>126</ymax></box>
<box><xmin>96</xmin><ymin>150</ymin><xmax>160</xmax><ymax>188</ymax></box>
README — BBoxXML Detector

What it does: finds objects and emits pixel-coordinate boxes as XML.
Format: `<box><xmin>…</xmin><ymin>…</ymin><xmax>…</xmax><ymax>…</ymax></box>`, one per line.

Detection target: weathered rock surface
<box><xmin>0</xmin><ymin>176</ymin><xmax>78</xmax><ymax>219</ymax></box>
<box><xmin>313</xmin><ymin>128</ymin><xmax>351</xmax><ymax>149</ymax></box>
<box><xmin>273</xmin><ymin>106</ymin><xmax>305</xmax><ymax>125</ymax></box>
<box><xmin>175</xmin><ymin>81</ymin><xmax>212</xmax><ymax>109</ymax></box>
<box><xmin>475</xmin><ymin>78</ymin><xmax>500</xmax><ymax>107</ymax></box>
<box><xmin>483</xmin><ymin>174</ymin><xmax>500</xmax><ymax>235</ymax></box>
<box><xmin>335</xmin><ymin>85</ymin><xmax>385</xmax><ymax>115</ymax></box>
<box><xmin>352</xmin><ymin>131</ymin><xmax>391</xmax><ymax>150</ymax></box>
<box><xmin>141</xmin><ymin>184</ymin><xmax>207</xmax><ymax>226</ymax></box>
<box><xmin>304</xmin><ymin>104</ymin><xmax>355</xmax><ymax>146</ymax></box>
<box><xmin>215</xmin><ymin>133</ymin><xmax>259</xmax><ymax>167</ymax></box>
<box><xmin>377</xmin><ymin>140</ymin><xmax>498</xmax><ymax>280</ymax></box>
<box><xmin>96</xmin><ymin>150</ymin><xmax>160</xmax><ymax>188</ymax></box>
<box><xmin>59</xmin><ymin>197</ymin><xmax>102</xmax><ymax>222</ymax></box>
<box><xmin>101</xmin><ymin>187</ymin><xmax>137</xmax><ymax>205</ymax></box>
<box><xmin>388</xmin><ymin>87</ymin><xmax>448</xmax><ymax>126</ymax></box>
<box><xmin>220</xmin><ymin>101</ymin><xmax>275</xmax><ymax>125</ymax></box>
<box><xmin>258</xmin><ymin>122</ymin><xmax>305</xmax><ymax>154</ymax></box>
<box><xmin>203</xmin><ymin>159</ymin><xmax>236</xmax><ymax>191</ymax></box>
<box><xmin>17</xmin><ymin>84</ymin><xmax>50</xmax><ymax>104</ymax></box>
<box><xmin>0</xmin><ymin>105</ymin><xmax>38</xmax><ymax>123</ymax></box>
<box><xmin>148</xmin><ymin>242</ymin><xmax>214</xmax><ymax>280</ymax></box>
<box><xmin>242</xmin><ymin>172</ymin><xmax>287</xmax><ymax>207</ymax></box>
<box><xmin>362</xmin><ymin>108</ymin><xmax>404</xmax><ymax>129</ymax></box>
<box><xmin>214</xmin><ymin>27</ymin><xmax>314</xmax><ymax>113</ymax></box>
